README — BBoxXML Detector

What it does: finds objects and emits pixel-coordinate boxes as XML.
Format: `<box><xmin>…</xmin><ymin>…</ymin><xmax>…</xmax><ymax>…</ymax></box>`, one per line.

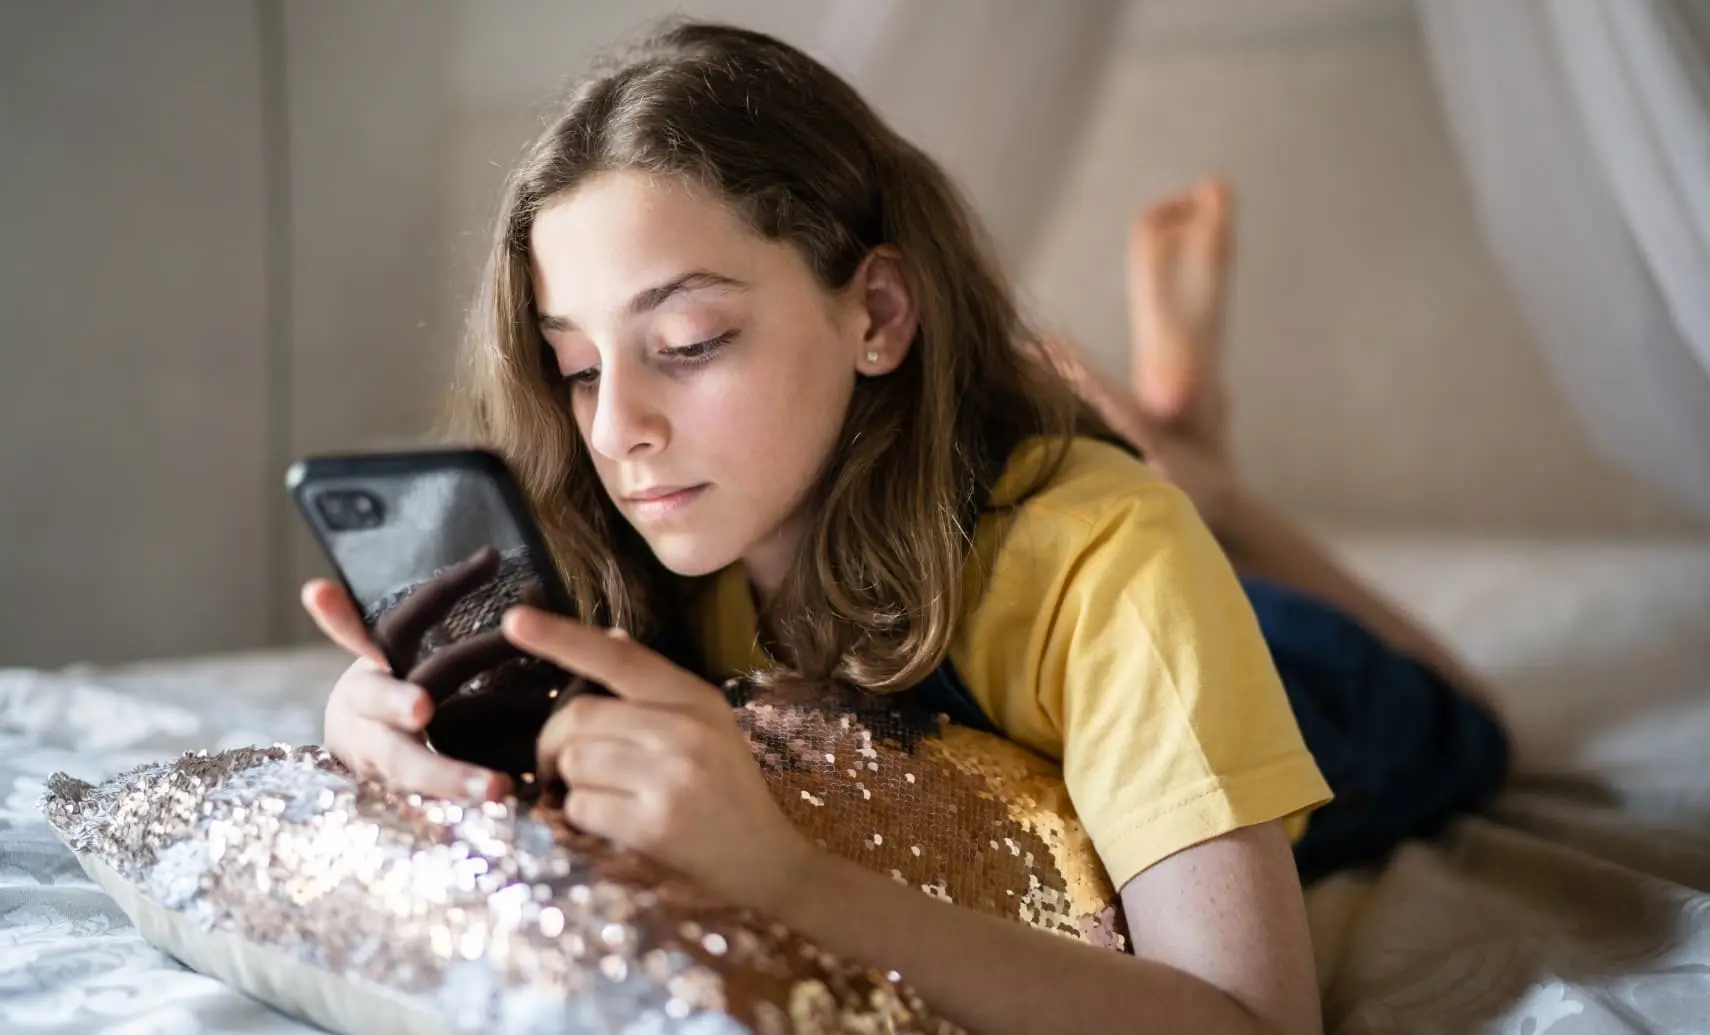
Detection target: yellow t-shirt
<box><xmin>693</xmin><ymin>436</ymin><xmax>1332</xmax><ymax>890</ymax></box>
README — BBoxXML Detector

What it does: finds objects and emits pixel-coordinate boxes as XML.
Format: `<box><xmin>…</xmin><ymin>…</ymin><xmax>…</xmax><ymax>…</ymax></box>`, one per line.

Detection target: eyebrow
<box><xmin>536</xmin><ymin>270</ymin><xmax>748</xmax><ymax>333</ymax></box>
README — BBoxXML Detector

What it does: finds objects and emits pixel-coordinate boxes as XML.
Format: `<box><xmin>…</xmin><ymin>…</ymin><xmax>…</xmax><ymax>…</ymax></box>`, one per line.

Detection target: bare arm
<box><xmin>770</xmin><ymin>821</ymin><xmax>1323</xmax><ymax>1035</ymax></box>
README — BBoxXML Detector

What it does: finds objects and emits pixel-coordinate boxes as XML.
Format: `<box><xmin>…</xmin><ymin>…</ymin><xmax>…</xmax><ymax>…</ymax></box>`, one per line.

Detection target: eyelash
<box><xmin>565</xmin><ymin>331</ymin><xmax>736</xmax><ymax>390</ymax></box>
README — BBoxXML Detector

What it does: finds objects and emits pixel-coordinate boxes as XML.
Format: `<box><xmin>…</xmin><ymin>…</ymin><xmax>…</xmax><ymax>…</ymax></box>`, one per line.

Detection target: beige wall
<box><xmin>7</xmin><ymin>0</ymin><xmax>1703</xmax><ymax>667</ymax></box>
<box><xmin>1022</xmin><ymin>0</ymin><xmax>1707</xmax><ymax>535</ymax></box>
<box><xmin>0</xmin><ymin>1</ymin><xmax>275</xmax><ymax>666</ymax></box>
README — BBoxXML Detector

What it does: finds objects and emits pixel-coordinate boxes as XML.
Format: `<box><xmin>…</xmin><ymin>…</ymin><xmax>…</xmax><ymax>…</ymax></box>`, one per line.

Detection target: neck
<box><xmin>740</xmin><ymin>512</ymin><xmax>809</xmax><ymax>610</ymax></box>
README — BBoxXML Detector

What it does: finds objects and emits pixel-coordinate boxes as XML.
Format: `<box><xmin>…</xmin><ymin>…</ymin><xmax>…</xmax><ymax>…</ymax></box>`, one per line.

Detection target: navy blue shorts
<box><xmin>1240</xmin><ymin>576</ymin><xmax>1511</xmax><ymax>884</ymax></box>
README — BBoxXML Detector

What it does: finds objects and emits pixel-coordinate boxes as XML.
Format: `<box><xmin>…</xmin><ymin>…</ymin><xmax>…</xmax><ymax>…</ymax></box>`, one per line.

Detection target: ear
<box><xmin>845</xmin><ymin>246</ymin><xmax>917</xmax><ymax>377</ymax></box>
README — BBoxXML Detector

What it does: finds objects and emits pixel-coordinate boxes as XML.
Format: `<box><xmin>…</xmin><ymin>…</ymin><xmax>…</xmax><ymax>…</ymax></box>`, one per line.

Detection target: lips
<box><xmin>623</xmin><ymin>483</ymin><xmax>708</xmax><ymax>519</ymax></box>
<box><xmin>625</xmin><ymin>484</ymin><xmax>698</xmax><ymax>502</ymax></box>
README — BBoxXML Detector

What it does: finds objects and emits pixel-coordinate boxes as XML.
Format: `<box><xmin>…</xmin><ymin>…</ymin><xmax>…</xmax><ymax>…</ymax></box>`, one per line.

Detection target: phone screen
<box><xmin>292</xmin><ymin>455</ymin><xmax>577</xmax><ymax>790</ymax></box>
<box><xmin>306</xmin><ymin>467</ymin><xmax>531</xmax><ymax>637</ymax></box>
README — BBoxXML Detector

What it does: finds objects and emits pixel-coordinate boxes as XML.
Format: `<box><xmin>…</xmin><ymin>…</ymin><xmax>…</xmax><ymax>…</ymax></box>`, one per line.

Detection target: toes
<box><xmin>1185</xmin><ymin>180</ymin><xmax>1235</xmax><ymax>255</ymax></box>
<box><xmin>1193</xmin><ymin>177</ymin><xmax>1232</xmax><ymax>214</ymax></box>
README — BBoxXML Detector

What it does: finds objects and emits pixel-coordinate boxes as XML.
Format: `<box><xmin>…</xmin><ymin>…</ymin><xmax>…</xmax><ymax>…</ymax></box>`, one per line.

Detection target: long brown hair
<box><xmin>449</xmin><ymin>19</ymin><xmax>1096</xmax><ymax>690</ymax></box>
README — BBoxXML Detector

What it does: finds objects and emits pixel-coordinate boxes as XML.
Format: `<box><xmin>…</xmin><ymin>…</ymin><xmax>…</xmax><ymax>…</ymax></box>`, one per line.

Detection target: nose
<box><xmin>586</xmin><ymin>359</ymin><xmax>667</xmax><ymax>460</ymax></box>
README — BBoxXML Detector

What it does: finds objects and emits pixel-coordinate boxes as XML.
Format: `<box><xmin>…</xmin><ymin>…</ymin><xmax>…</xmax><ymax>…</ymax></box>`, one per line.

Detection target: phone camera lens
<box><xmin>316</xmin><ymin>490</ymin><xmax>387</xmax><ymax>531</ymax></box>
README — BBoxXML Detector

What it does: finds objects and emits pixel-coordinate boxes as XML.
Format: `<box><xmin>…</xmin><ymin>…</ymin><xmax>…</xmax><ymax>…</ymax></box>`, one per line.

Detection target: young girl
<box><xmin>303</xmin><ymin>21</ymin><xmax>1507</xmax><ymax>1034</ymax></box>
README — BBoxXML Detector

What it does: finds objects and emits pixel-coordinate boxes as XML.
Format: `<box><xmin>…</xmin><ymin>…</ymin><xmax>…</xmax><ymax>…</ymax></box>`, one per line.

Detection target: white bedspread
<box><xmin>4</xmin><ymin>535</ymin><xmax>1709</xmax><ymax>1033</ymax></box>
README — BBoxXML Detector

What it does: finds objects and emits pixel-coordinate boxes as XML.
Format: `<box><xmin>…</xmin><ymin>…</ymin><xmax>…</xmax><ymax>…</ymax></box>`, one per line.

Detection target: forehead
<box><xmin>529</xmin><ymin>172</ymin><xmax>761</xmax><ymax>315</ymax></box>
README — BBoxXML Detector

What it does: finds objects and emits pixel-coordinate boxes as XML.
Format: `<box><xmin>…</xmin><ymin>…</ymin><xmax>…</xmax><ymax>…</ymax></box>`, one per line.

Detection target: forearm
<box><xmin>1217</xmin><ymin>490</ymin><xmax>1497</xmax><ymax>713</ymax></box>
<box><xmin>770</xmin><ymin>847</ymin><xmax>1276</xmax><ymax>1035</ymax></box>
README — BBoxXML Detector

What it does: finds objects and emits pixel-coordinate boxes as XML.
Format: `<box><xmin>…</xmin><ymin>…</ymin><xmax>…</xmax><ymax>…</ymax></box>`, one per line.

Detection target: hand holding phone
<box><xmin>290</xmin><ymin>449</ymin><xmax>605</xmax><ymax>801</ymax></box>
<box><xmin>302</xmin><ymin>584</ymin><xmax>514</xmax><ymax>801</ymax></box>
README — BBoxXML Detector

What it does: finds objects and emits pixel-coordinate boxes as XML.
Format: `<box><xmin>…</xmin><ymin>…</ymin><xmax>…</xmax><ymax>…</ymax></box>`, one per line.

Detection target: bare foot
<box><xmin>1128</xmin><ymin>178</ymin><xmax>1235</xmax><ymax>449</ymax></box>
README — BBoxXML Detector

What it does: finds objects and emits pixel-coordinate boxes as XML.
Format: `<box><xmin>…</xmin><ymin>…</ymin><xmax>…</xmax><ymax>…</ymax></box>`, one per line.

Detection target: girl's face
<box><xmin>530</xmin><ymin>171</ymin><xmax>913</xmax><ymax>596</ymax></box>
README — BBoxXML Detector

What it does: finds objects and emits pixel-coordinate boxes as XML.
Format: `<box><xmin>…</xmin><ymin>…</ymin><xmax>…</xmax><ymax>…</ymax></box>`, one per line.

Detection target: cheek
<box><xmin>584</xmin><ymin>450</ymin><xmax>621</xmax><ymax>499</ymax></box>
<box><xmin>684</xmin><ymin>365</ymin><xmax>796</xmax><ymax>461</ymax></box>
<box><xmin>717</xmin><ymin>337</ymin><xmax>850</xmax><ymax>447</ymax></box>
<box><xmin>567</xmin><ymin>394</ymin><xmax>596</xmax><ymax>455</ymax></box>
<box><xmin>746</xmin><ymin>356</ymin><xmax>852</xmax><ymax>508</ymax></box>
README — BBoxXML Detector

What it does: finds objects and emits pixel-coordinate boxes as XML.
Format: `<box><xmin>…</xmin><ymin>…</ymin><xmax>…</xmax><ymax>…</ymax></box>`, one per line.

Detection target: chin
<box><xmin>643</xmin><ymin>531</ymin><xmax>743</xmax><ymax>579</ymax></box>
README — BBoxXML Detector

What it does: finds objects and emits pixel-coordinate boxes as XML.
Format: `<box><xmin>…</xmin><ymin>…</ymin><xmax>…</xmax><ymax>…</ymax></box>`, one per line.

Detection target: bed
<box><xmin>5</xmin><ymin>534</ymin><xmax>1709</xmax><ymax>1033</ymax></box>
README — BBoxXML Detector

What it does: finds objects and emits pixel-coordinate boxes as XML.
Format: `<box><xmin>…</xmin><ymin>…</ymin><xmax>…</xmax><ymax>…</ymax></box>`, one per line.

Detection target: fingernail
<box><xmin>502</xmin><ymin>607</ymin><xmax>534</xmax><ymax>637</ymax></box>
<box><xmin>466</xmin><ymin>774</ymin><xmax>492</xmax><ymax>799</ymax></box>
<box><xmin>607</xmin><ymin>626</ymin><xmax>629</xmax><ymax>640</ymax></box>
<box><xmin>396</xmin><ymin>690</ymin><xmax>423</xmax><ymax>724</ymax></box>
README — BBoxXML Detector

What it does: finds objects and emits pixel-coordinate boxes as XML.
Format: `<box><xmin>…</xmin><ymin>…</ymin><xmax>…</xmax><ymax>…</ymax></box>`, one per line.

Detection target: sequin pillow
<box><xmin>43</xmin><ymin>744</ymin><xmax>958</xmax><ymax>1035</ymax></box>
<box><xmin>346</xmin><ymin>546</ymin><xmax>1129</xmax><ymax>949</ymax></box>
<box><xmin>729</xmin><ymin>679</ymin><xmax>1129</xmax><ymax>951</ymax></box>
<box><xmin>41</xmin><ymin>676</ymin><xmax>1130</xmax><ymax>1034</ymax></box>
<box><xmin>355</xmin><ymin>549</ymin><xmax>1130</xmax><ymax>949</ymax></box>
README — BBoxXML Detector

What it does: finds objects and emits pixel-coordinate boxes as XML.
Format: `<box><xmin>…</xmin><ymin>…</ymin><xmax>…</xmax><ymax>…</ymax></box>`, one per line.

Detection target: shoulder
<box><xmin>957</xmin><ymin>437</ymin><xmax>1330</xmax><ymax>887</ymax></box>
<box><xmin>976</xmin><ymin>435</ymin><xmax>1206</xmax><ymax>584</ymax></box>
<box><xmin>950</xmin><ymin>435</ymin><xmax>1221</xmax><ymax>745</ymax></box>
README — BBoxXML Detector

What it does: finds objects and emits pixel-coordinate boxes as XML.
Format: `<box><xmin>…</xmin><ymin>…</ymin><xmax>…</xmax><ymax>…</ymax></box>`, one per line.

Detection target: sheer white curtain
<box><xmin>809</xmin><ymin>0</ymin><xmax>1126</xmax><ymax>268</ymax></box>
<box><xmin>1418</xmin><ymin>0</ymin><xmax>1710</xmax><ymax>519</ymax></box>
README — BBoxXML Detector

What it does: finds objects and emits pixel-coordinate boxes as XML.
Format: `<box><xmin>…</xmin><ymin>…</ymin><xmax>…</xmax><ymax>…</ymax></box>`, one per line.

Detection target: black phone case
<box><xmin>286</xmin><ymin>447</ymin><xmax>602</xmax><ymax>787</ymax></box>
<box><xmin>287</xmin><ymin>448</ymin><xmax>575</xmax><ymax>650</ymax></box>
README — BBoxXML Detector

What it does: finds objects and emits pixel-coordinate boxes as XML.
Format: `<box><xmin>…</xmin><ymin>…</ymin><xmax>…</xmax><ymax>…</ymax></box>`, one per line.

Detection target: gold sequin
<box><xmin>735</xmin><ymin>683</ymin><xmax>1129</xmax><ymax>952</ymax></box>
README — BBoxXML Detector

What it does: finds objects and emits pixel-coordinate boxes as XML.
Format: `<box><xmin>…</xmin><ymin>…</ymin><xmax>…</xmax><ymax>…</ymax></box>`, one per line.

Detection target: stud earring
<box><xmin>865</xmin><ymin>349</ymin><xmax>881</xmax><ymax>363</ymax></box>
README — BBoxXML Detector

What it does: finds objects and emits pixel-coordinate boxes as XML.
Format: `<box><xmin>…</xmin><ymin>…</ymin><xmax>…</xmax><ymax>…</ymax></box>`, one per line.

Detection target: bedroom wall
<box><xmin>6</xmin><ymin>0</ymin><xmax>1704</xmax><ymax>667</ymax></box>
<box><xmin>1021</xmin><ymin>0</ymin><xmax>1707</xmax><ymax>535</ymax></box>
<box><xmin>0</xmin><ymin>0</ymin><xmax>1117</xmax><ymax>665</ymax></box>
<box><xmin>0</xmin><ymin>1</ymin><xmax>276</xmax><ymax>667</ymax></box>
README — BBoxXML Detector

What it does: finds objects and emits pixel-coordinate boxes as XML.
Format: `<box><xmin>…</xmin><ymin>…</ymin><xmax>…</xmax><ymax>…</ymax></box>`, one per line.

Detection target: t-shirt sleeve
<box><xmin>1032</xmin><ymin>482</ymin><xmax>1331</xmax><ymax>889</ymax></box>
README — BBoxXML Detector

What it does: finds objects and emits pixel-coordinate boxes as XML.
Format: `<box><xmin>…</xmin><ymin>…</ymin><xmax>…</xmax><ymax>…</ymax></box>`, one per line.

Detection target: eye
<box><xmin>562</xmin><ymin>331</ymin><xmax>735</xmax><ymax>394</ymax></box>
<box><xmin>557</xmin><ymin>364</ymin><xmax>601</xmax><ymax>397</ymax></box>
<box><xmin>662</xmin><ymin>330</ymin><xmax>736</xmax><ymax>365</ymax></box>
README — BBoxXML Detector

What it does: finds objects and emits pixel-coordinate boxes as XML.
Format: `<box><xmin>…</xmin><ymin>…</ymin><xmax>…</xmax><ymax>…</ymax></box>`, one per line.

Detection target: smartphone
<box><xmin>286</xmin><ymin>448</ymin><xmax>601</xmax><ymax>790</ymax></box>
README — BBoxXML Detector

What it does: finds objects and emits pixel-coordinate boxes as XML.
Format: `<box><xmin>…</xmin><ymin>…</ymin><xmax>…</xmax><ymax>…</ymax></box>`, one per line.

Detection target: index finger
<box><xmin>302</xmin><ymin>579</ymin><xmax>386</xmax><ymax>666</ymax></box>
<box><xmin>500</xmin><ymin>606</ymin><xmax>703</xmax><ymax>708</ymax></box>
